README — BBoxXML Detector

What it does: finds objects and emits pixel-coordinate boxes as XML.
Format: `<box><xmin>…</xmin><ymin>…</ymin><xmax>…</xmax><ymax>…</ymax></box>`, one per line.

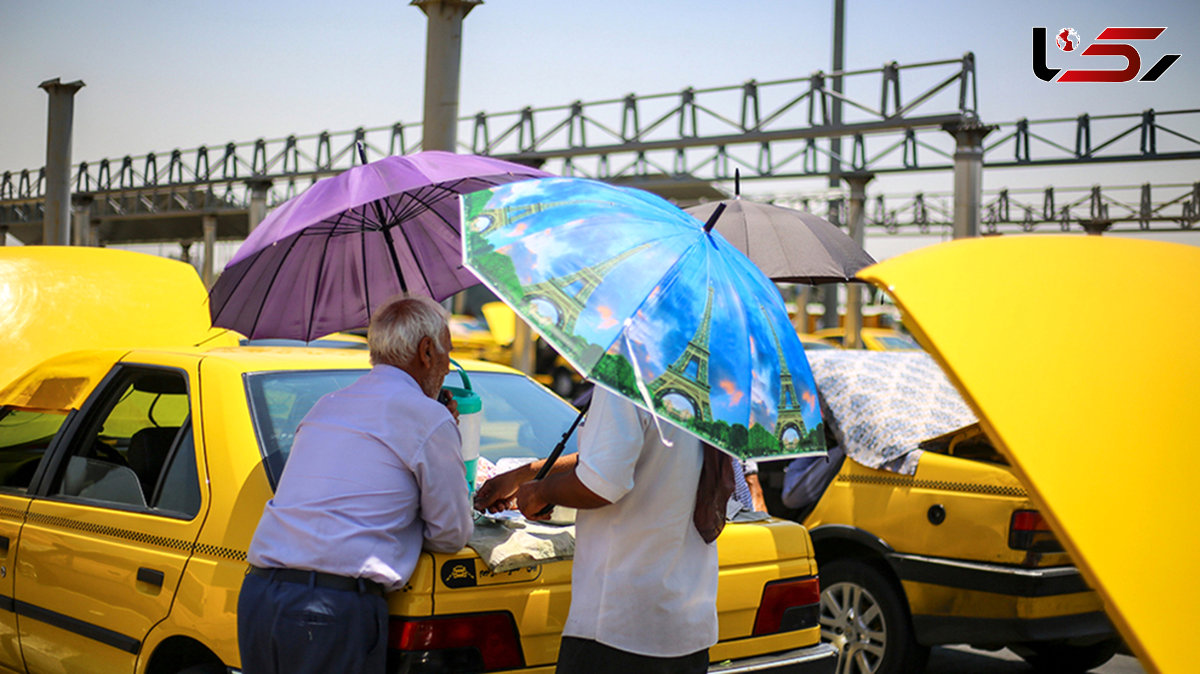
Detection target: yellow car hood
<box><xmin>0</xmin><ymin>247</ymin><xmax>232</xmax><ymax>403</ymax></box>
<box><xmin>859</xmin><ymin>235</ymin><xmax>1199</xmax><ymax>674</ymax></box>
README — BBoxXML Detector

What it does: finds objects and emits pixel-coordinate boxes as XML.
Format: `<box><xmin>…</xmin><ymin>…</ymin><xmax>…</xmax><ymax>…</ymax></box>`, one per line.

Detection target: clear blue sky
<box><xmin>3</xmin><ymin>0</ymin><xmax>1197</xmax><ymax>256</ymax></box>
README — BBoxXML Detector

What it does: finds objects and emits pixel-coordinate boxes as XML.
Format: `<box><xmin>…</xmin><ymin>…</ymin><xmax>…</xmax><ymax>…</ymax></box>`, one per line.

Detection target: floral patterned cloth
<box><xmin>805</xmin><ymin>351</ymin><xmax>977</xmax><ymax>476</ymax></box>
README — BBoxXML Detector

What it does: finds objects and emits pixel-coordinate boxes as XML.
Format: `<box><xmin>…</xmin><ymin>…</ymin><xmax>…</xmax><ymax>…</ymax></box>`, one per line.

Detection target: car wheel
<box><xmin>174</xmin><ymin>664</ymin><xmax>226</xmax><ymax>674</ymax></box>
<box><xmin>1014</xmin><ymin>637</ymin><xmax>1121</xmax><ymax>673</ymax></box>
<box><xmin>819</xmin><ymin>558</ymin><xmax>928</xmax><ymax>674</ymax></box>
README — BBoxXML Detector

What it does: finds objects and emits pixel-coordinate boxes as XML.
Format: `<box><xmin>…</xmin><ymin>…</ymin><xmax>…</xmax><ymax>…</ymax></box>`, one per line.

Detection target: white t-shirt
<box><xmin>562</xmin><ymin>387</ymin><xmax>719</xmax><ymax>657</ymax></box>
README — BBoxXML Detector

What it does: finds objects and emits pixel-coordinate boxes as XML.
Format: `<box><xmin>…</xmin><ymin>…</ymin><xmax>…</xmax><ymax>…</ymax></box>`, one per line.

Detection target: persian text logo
<box><xmin>1032</xmin><ymin>26</ymin><xmax>1181</xmax><ymax>83</ymax></box>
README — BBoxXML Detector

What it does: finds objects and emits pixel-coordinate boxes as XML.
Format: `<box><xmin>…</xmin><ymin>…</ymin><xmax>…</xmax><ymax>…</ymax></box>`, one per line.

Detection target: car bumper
<box><xmin>710</xmin><ymin>642</ymin><xmax>838</xmax><ymax>673</ymax></box>
<box><xmin>889</xmin><ymin>553</ymin><xmax>1116</xmax><ymax>647</ymax></box>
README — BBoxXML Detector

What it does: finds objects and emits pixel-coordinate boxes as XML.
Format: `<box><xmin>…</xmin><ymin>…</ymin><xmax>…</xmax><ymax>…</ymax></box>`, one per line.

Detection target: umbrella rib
<box><xmin>360</xmin><ymin>211</ymin><xmax>373</xmax><ymax>314</ymax></box>
<box><xmin>305</xmin><ymin>212</ymin><xmax>341</xmax><ymax>339</ymax></box>
<box><xmin>210</xmin><ymin>246</ymin><xmax>263</xmax><ymax>325</ymax></box>
<box><xmin>246</xmin><ymin>231</ymin><xmax>307</xmax><ymax>339</ymax></box>
<box><xmin>387</xmin><ymin>188</ymin><xmax>452</xmax><ymax>296</ymax></box>
<box><xmin>382</xmin><ymin>225</ymin><xmax>410</xmax><ymax>295</ymax></box>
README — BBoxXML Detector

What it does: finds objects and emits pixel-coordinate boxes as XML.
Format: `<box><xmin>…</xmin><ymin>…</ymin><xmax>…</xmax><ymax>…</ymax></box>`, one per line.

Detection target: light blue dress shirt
<box><xmin>248</xmin><ymin>364</ymin><xmax>474</xmax><ymax>590</ymax></box>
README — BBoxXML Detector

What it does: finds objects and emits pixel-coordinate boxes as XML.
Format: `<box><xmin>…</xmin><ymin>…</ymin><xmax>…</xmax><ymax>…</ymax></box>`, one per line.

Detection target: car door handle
<box><xmin>137</xmin><ymin>567</ymin><xmax>164</xmax><ymax>587</ymax></box>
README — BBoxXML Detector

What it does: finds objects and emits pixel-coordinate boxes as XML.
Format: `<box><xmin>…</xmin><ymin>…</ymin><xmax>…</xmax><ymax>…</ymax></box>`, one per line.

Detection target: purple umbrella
<box><xmin>209</xmin><ymin>151</ymin><xmax>549</xmax><ymax>340</ymax></box>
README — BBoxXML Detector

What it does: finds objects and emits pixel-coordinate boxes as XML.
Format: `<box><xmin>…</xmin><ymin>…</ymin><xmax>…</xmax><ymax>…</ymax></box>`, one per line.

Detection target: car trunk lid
<box><xmin>858</xmin><ymin>234</ymin><xmax>1200</xmax><ymax>674</ymax></box>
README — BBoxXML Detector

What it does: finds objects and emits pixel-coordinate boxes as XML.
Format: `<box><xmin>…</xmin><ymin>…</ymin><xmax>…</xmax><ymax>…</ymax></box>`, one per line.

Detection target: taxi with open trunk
<box><xmin>0</xmin><ymin>246</ymin><xmax>834</xmax><ymax>674</ymax></box>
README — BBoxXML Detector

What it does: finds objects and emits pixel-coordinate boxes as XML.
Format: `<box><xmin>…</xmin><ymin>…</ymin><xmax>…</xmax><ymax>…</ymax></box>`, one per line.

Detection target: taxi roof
<box><xmin>859</xmin><ymin>234</ymin><xmax>1200</xmax><ymax>674</ymax></box>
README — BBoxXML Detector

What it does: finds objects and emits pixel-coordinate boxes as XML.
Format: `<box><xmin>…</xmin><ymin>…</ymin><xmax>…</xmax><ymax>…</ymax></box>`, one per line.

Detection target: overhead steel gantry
<box><xmin>3</xmin><ymin>53</ymin><xmax>1198</xmax><ymax>263</ymax></box>
<box><xmin>764</xmin><ymin>182</ymin><xmax>1200</xmax><ymax>237</ymax></box>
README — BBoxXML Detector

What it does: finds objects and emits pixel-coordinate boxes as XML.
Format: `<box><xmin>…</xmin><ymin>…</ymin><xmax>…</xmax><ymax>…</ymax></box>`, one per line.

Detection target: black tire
<box><xmin>1015</xmin><ymin>637</ymin><xmax>1121</xmax><ymax>673</ymax></box>
<box><xmin>175</xmin><ymin>663</ymin><xmax>228</xmax><ymax>674</ymax></box>
<box><xmin>819</xmin><ymin>558</ymin><xmax>929</xmax><ymax>674</ymax></box>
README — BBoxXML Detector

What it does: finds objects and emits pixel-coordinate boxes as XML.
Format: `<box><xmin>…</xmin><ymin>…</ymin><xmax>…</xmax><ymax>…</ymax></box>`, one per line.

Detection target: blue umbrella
<box><xmin>461</xmin><ymin>177</ymin><xmax>825</xmax><ymax>461</ymax></box>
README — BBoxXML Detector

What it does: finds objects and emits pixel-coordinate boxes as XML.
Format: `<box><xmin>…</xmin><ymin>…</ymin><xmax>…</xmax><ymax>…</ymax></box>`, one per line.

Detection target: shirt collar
<box><xmin>373</xmin><ymin>363</ymin><xmax>424</xmax><ymax>392</ymax></box>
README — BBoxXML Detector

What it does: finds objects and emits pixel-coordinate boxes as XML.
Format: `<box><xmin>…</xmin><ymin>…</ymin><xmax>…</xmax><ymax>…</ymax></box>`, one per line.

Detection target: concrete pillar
<box><xmin>842</xmin><ymin>172</ymin><xmax>873</xmax><ymax>349</ymax></box>
<box><xmin>70</xmin><ymin>194</ymin><xmax>93</xmax><ymax>246</ymax></box>
<box><xmin>413</xmin><ymin>0</ymin><xmax>482</xmax><ymax>152</ymax></box>
<box><xmin>39</xmin><ymin>78</ymin><xmax>85</xmax><ymax>245</ymax></box>
<box><xmin>202</xmin><ymin>213</ymin><xmax>218</xmax><ymax>288</ymax></box>
<box><xmin>247</xmin><ymin>179</ymin><xmax>272</xmax><ymax>232</ymax></box>
<box><xmin>944</xmin><ymin>118</ymin><xmax>996</xmax><ymax>239</ymax></box>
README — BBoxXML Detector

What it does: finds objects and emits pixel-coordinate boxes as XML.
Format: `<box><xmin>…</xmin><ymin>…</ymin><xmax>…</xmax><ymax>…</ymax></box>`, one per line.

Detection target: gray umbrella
<box><xmin>685</xmin><ymin>198</ymin><xmax>876</xmax><ymax>284</ymax></box>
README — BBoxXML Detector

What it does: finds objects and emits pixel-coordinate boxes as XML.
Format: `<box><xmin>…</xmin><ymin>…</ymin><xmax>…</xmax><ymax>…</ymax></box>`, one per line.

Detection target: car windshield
<box><xmin>245</xmin><ymin>369</ymin><xmax>580</xmax><ymax>485</ymax></box>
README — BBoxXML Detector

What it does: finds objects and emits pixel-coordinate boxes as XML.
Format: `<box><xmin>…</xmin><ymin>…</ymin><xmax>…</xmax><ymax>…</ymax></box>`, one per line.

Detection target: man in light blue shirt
<box><xmin>237</xmin><ymin>295</ymin><xmax>474</xmax><ymax>674</ymax></box>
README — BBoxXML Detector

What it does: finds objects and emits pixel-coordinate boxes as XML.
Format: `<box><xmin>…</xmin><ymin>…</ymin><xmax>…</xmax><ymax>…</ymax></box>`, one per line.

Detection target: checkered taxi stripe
<box><xmin>21</xmin><ymin>511</ymin><xmax>247</xmax><ymax>561</ymax></box>
<box><xmin>838</xmin><ymin>472</ymin><xmax>1028</xmax><ymax>497</ymax></box>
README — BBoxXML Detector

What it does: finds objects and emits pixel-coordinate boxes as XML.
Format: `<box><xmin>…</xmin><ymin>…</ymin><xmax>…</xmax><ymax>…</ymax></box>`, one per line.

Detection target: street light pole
<box><xmin>822</xmin><ymin>0</ymin><xmax>846</xmax><ymax>331</ymax></box>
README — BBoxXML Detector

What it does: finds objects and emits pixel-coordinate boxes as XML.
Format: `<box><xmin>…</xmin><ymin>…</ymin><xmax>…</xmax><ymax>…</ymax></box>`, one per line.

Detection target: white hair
<box><xmin>368</xmin><ymin>294</ymin><xmax>450</xmax><ymax>367</ymax></box>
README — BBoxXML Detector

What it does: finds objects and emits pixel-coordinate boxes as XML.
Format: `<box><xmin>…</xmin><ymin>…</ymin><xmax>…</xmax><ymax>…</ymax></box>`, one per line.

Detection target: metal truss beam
<box><xmin>3</xmin><ymin>53</ymin><xmax>1199</xmax><ymax>238</ymax></box>
<box><xmin>763</xmin><ymin>182</ymin><xmax>1200</xmax><ymax>236</ymax></box>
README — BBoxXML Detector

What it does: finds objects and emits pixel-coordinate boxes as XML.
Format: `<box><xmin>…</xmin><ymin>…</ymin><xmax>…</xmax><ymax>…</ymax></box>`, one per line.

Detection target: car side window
<box><xmin>0</xmin><ymin>407</ymin><xmax>68</xmax><ymax>493</ymax></box>
<box><xmin>53</xmin><ymin>367</ymin><xmax>199</xmax><ymax>516</ymax></box>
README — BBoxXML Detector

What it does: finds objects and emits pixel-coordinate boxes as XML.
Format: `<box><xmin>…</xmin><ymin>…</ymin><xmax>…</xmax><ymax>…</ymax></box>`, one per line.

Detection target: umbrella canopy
<box><xmin>805</xmin><ymin>350</ymin><xmax>977</xmax><ymax>476</ymax></box>
<box><xmin>209</xmin><ymin>151</ymin><xmax>549</xmax><ymax>340</ymax></box>
<box><xmin>461</xmin><ymin>177</ymin><xmax>825</xmax><ymax>461</ymax></box>
<box><xmin>684</xmin><ymin>199</ymin><xmax>876</xmax><ymax>284</ymax></box>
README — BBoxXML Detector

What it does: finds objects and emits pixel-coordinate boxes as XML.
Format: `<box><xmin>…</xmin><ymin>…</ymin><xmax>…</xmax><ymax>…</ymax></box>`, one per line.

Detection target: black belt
<box><xmin>249</xmin><ymin>565</ymin><xmax>386</xmax><ymax>597</ymax></box>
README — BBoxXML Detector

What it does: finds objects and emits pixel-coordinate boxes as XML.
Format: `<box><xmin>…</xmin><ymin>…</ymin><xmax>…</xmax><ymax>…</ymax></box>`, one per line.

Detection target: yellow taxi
<box><xmin>0</xmin><ymin>247</ymin><xmax>835</xmax><ymax>674</ymax></box>
<box><xmin>759</xmin><ymin>348</ymin><xmax>1119</xmax><ymax>674</ymax></box>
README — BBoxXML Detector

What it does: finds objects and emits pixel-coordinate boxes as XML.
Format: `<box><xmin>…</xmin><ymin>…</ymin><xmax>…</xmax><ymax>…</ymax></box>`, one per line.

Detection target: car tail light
<box><xmin>389</xmin><ymin>612</ymin><xmax>524</xmax><ymax>673</ymax></box>
<box><xmin>1009</xmin><ymin>510</ymin><xmax>1063</xmax><ymax>552</ymax></box>
<box><xmin>752</xmin><ymin>576</ymin><xmax>821</xmax><ymax>636</ymax></box>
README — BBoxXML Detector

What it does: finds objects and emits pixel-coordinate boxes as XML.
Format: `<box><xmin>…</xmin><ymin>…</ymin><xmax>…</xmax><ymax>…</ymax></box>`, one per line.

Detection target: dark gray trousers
<box><xmin>237</xmin><ymin>570</ymin><xmax>388</xmax><ymax>674</ymax></box>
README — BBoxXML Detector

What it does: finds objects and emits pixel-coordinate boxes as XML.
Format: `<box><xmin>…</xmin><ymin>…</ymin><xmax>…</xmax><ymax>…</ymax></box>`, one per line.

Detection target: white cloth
<box><xmin>563</xmin><ymin>388</ymin><xmax>719</xmax><ymax>657</ymax></box>
<box><xmin>248</xmin><ymin>365</ymin><xmax>474</xmax><ymax>591</ymax></box>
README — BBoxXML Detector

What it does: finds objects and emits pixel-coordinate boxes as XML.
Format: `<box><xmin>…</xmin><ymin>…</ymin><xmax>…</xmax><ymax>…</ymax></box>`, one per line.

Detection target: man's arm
<box><xmin>515</xmin><ymin>462</ymin><xmax>611</xmax><ymax>520</ymax></box>
<box><xmin>419</xmin><ymin>420</ymin><xmax>475</xmax><ymax>552</ymax></box>
<box><xmin>473</xmin><ymin>452</ymin><xmax>579</xmax><ymax>513</ymax></box>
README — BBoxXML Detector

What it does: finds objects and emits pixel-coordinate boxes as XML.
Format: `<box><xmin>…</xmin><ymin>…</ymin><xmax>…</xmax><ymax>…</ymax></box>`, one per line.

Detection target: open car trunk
<box><xmin>858</xmin><ymin>234</ymin><xmax>1200</xmax><ymax>674</ymax></box>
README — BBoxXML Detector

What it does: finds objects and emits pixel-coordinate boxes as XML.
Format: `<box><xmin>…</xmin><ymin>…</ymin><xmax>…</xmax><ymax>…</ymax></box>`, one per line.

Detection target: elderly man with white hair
<box><xmin>237</xmin><ymin>294</ymin><xmax>474</xmax><ymax>674</ymax></box>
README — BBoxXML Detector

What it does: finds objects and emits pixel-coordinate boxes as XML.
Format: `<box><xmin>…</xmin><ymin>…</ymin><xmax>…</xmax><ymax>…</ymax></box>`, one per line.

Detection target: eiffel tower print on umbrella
<box><xmin>461</xmin><ymin>177</ymin><xmax>826</xmax><ymax>461</ymax></box>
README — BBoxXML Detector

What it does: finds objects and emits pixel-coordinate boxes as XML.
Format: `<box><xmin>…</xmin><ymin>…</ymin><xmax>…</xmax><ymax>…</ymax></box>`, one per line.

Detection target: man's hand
<box><xmin>438</xmin><ymin>389</ymin><xmax>460</xmax><ymax>422</ymax></box>
<box><xmin>473</xmin><ymin>462</ymin><xmax>536</xmax><ymax>513</ymax></box>
<box><xmin>515</xmin><ymin>480</ymin><xmax>553</xmax><ymax>521</ymax></box>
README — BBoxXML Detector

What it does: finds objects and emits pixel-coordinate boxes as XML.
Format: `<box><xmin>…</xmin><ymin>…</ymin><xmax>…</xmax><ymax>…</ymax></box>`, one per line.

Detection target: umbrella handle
<box><xmin>532</xmin><ymin>406</ymin><xmax>586</xmax><ymax>516</ymax></box>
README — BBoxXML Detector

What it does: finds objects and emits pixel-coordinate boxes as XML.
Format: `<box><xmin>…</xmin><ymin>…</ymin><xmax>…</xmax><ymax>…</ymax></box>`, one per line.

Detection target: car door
<box><xmin>15</xmin><ymin>360</ymin><xmax>206</xmax><ymax>674</ymax></box>
<box><xmin>0</xmin><ymin>406</ymin><xmax>69</xmax><ymax>672</ymax></box>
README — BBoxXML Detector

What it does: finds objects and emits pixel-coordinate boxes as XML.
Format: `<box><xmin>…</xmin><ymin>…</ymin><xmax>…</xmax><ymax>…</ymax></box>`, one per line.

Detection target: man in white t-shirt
<box><xmin>474</xmin><ymin>387</ymin><xmax>718</xmax><ymax>673</ymax></box>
